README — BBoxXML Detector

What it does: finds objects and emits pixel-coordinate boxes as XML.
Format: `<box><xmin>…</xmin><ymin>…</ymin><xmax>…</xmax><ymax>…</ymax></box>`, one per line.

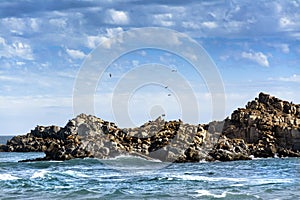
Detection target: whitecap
<box><xmin>174</xmin><ymin>174</ymin><xmax>247</xmax><ymax>182</ymax></box>
<box><xmin>105</xmin><ymin>154</ymin><xmax>162</xmax><ymax>163</ymax></box>
<box><xmin>195</xmin><ymin>190</ymin><xmax>227</xmax><ymax>198</ymax></box>
<box><xmin>54</xmin><ymin>185</ymin><xmax>71</xmax><ymax>189</ymax></box>
<box><xmin>0</xmin><ymin>173</ymin><xmax>20</xmax><ymax>181</ymax></box>
<box><xmin>64</xmin><ymin>170</ymin><xmax>90</xmax><ymax>178</ymax></box>
<box><xmin>250</xmin><ymin>178</ymin><xmax>293</xmax><ymax>185</ymax></box>
<box><xmin>230</xmin><ymin>183</ymin><xmax>244</xmax><ymax>187</ymax></box>
<box><xmin>31</xmin><ymin>169</ymin><xmax>48</xmax><ymax>179</ymax></box>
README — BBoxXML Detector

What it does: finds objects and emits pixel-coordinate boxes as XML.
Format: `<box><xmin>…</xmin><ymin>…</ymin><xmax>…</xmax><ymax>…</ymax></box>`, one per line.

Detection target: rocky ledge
<box><xmin>1</xmin><ymin>92</ymin><xmax>300</xmax><ymax>162</ymax></box>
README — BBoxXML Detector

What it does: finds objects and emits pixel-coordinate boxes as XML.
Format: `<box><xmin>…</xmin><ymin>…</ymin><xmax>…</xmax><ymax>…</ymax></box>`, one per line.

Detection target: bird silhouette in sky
<box><xmin>109</xmin><ymin>73</ymin><xmax>112</xmax><ymax>78</ymax></box>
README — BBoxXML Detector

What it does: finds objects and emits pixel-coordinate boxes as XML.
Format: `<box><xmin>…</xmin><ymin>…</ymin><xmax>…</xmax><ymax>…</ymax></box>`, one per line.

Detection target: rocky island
<box><xmin>1</xmin><ymin>92</ymin><xmax>300</xmax><ymax>162</ymax></box>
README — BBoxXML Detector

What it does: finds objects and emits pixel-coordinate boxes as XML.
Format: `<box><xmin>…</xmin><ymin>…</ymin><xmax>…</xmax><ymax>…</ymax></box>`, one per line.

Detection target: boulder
<box><xmin>3</xmin><ymin>92</ymin><xmax>300</xmax><ymax>163</ymax></box>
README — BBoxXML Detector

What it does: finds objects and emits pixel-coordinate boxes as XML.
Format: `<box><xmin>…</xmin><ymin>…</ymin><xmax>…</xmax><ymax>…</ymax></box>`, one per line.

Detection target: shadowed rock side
<box><xmin>1</xmin><ymin>92</ymin><xmax>300</xmax><ymax>162</ymax></box>
<box><xmin>213</xmin><ymin>92</ymin><xmax>300</xmax><ymax>160</ymax></box>
<box><xmin>0</xmin><ymin>115</ymin><xmax>222</xmax><ymax>162</ymax></box>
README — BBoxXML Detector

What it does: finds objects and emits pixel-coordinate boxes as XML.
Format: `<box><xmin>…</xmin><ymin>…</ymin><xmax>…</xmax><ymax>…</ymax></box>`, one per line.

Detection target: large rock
<box><xmin>219</xmin><ymin>92</ymin><xmax>300</xmax><ymax>159</ymax></box>
<box><xmin>2</xmin><ymin>92</ymin><xmax>300</xmax><ymax>162</ymax></box>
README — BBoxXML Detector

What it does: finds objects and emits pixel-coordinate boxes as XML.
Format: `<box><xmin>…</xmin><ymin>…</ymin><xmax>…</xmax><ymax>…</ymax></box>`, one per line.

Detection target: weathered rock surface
<box><xmin>2</xmin><ymin>92</ymin><xmax>300</xmax><ymax>162</ymax></box>
<box><xmin>219</xmin><ymin>92</ymin><xmax>300</xmax><ymax>160</ymax></box>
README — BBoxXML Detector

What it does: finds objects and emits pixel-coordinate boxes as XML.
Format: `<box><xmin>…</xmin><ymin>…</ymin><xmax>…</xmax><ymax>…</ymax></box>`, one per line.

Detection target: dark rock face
<box><xmin>219</xmin><ymin>92</ymin><xmax>300</xmax><ymax>160</ymax></box>
<box><xmin>2</xmin><ymin>92</ymin><xmax>300</xmax><ymax>162</ymax></box>
<box><xmin>1</xmin><ymin>114</ymin><xmax>222</xmax><ymax>162</ymax></box>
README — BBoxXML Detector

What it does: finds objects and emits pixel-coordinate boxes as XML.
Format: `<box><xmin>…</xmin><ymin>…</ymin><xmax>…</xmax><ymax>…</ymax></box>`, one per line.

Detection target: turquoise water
<box><xmin>0</xmin><ymin>151</ymin><xmax>299</xmax><ymax>200</ymax></box>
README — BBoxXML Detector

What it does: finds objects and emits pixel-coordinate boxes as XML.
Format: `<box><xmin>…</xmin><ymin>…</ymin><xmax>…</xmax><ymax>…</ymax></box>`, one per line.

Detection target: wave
<box><xmin>103</xmin><ymin>154</ymin><xmax>162</xmax><ymax>163</ymax></box>
<box><xmin>63</xmin><ymin>170</ymin><xmax>90</xmax><ymax>178</ymax></box>
<box><xmin>31</xmin><ymin>169</ymin><xmax>48</xmax><ymax>179</ymax></box>
<box><xmin>249</xmin><ymin>178</ymin><xmax>293</xmax><ymax>185</ymax></box>
<box><xmin>195</xmin><ymin>190</ymin><xmax>227</xmax><ymax>198</ymax></box>
<box><xmin>194</xmin><ymin>190</ymin><xmax>262</xmax><ymax>199</ymax></box>
<box><xmin>0</xmin><ymin>173</ymin><xmax>20</xmax><ymax>181</ymax></box>
<box><xmin>173</xmin><ymin>174</ymin><xmax>247</xmax><ymax>182</ymax></box>
<box><xmin>99</xmin><ymin>155</ymin><xmax>169</xmax><ymax>172</ymax></box>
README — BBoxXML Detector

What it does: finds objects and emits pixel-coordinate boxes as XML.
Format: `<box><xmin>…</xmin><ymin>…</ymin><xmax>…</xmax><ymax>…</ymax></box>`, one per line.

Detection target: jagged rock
<box><xmin>208</xmin><ymin>136</ymin><xmax>250</xmax><ymax>161</ymax></box>
<box><xmin>2</xmin><ymin>92</ymin><xmax>300</xmax><ymax>162</ymax></box>
<box><xmin>219</xmin><ymin>92</ymin><xmax>300</xmax><ymax>160</ymax></box>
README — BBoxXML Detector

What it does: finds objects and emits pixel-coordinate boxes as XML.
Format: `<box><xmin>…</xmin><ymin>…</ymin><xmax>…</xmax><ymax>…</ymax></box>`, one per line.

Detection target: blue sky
<box><xmin>1</xmin><ymin>0</ymin><xmax>300</xmax><ymax>135</ymax></box>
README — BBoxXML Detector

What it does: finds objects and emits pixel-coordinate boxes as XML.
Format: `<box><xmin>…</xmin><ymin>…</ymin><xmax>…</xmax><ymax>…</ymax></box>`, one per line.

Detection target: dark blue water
<box><xmin>1</xmin><ymin>153</ymin><xmax>299</xmax><ymax>200</ymax></box>
<box><xmin>1</xmin><ymin>134</ymin><xmax>300</xmax><ymax>200</ymax></box>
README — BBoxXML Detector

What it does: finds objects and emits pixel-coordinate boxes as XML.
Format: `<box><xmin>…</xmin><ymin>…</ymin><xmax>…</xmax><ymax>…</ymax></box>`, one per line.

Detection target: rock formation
<box><xmin>216</xmin><ymin>92</ymin><xmax>300</xmax><ymax>160</ymax></box>
<box><xmin>1</xmin><ymin>92</ymin><xmax>300</xmax><ymax>162</ymax></box>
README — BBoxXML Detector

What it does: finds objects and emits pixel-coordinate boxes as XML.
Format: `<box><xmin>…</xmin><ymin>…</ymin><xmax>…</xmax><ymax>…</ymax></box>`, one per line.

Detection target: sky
<box><xmin>1</xmin><ymin>0</ymin><xmax>300</xmax><ymax>135</ymax></box>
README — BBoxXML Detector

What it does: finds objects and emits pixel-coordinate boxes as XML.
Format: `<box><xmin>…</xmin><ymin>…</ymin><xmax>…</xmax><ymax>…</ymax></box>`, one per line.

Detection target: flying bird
<box><xmin>109</xmin><ymin>73</ymin><xmax>112</xmax><ymax>78</ymax></box>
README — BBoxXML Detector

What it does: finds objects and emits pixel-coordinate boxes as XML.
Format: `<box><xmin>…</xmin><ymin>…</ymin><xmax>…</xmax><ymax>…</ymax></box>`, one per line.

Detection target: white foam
<box><xmin>107</xmin><ymin>154</ymin><xmax>162</xmax><ymax>163</ymax></box>
<box><xmin>231</xmin><ymin>183</ymin><xmax>244</xmax><ymax>187</ymax></box>
<box><xmin>31</xmin><ymin>169</ymin><xmax>48</xmax><ymax>179</ymax></box>
<box><xmin>195</xmin><ymin>190</ymin><xmax>227</xmax><ymax>198</ymax></box>
<box><xmin>0</xmin><ymin>173</ymin><xmax>20</xmax><ymax>180</ymax></box>
<box><xmin>250</xmin><ymin>178</ymin><xmax>293</xmax><ymax>185</ymax></box>
<box><xmin>54</xmin><ymin>185</ymin><xmax>71</xmax><ymax>189</ymax></box>
<box><xmin>174</xmin><ymin>174</ymin><xmax>247</xmax><ymax>182</ymax></box>
<box><xmin>64</xmin><ymin>170</ymin><xmax>89</xmax><ymax>178</ymax></box>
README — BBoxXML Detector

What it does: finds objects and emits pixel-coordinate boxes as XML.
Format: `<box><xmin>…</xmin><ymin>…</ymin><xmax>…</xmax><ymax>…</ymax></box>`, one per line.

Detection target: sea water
<box><xmin>0</xmin><ymin>136</ymin><xmax>300</xmax><ymax>199</ymax></box>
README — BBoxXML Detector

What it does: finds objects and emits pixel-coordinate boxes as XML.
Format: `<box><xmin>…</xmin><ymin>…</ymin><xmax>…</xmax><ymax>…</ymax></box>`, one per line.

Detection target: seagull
<box><xmin>171</xmin><ymin>69</ymin><xmax>177</xmax><ymax>72</ymax></box>
<box><xmin>165</xmin><ymin>86</ymin><xmax>168</xmax><ymax>89</ymax></box>
<box><xmin>168</xmin><ymin>94</ymin><xmax>171</xmax><ymax>96</ymax></box>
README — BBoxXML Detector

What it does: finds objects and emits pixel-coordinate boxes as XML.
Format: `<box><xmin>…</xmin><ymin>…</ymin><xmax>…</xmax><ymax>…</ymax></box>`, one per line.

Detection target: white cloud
<box><xmin>85</xmin><ymin>28</ymin><xmax>124</xmax><ymax>49</ymax></box>
<box><xmin>0</xmin><ymin>75</ymin><xmax>23</xmax><ymax>82</ymax></box>
<box><xmin>30</xmin><ymin>18</ymin><xmax>39</xmax><ymax>32</ymax></box>
<box><xmin>0</xmin><ymin>37</ymin><xmax>5</xmax><ymax>45</ymax></box>
<box><xmin>1</xmin><ymin>17</ymin><xmax>25</xmax><ymax>35</ymax></box>
<box><xmin>137</xmin><ymin>50</ymin><xmax>147</xmax><ymax>56</ymax></box>
<box><xmin>49</xmin><ymin>18</ymin><xmax>68</xmax><ymax>28</ymax></box>
<box><xmin>86</xmin><ymin>35</ymin><xmax>107</xmax><ymax>49</ymax></box>
<box><xmin>269</xmin><ymin>43</ymin><xmax>289</xmax><ymax>53</ymax></box>
<box><xmin>201</xmin><ymin>21</ymin><xmax>218</xmax><ymax>29</ymax></box>
<box><xmin>13</xmin><ymin>42</ymin><xmax>33</xmax><ymax>59</ymax></box>
<box><xmin>182</xmin><ymin>21</ymin><xmax>200</xmax><ymax>29</ymax></box>
<box><xmin>16</xmin><ymin>61</ymin><xmax>26</xmax><ymax>66</ymax></box>
<box><xmin>1</xmin><ymin>17</ymin><xmax>41</xmax><ymax>35</ymax></box>
<box><xmin>132</xmin><ymin>60</ymin><xmax>139</xmax><ymax>67</ymax></box>
<box><xmin>273</xmin><ymin>74</ymin><xmax>300</xmax><ymax>83</ymax></box>
<box><xmin>66</xmin><ymin>48</ymin><xmax>86</xmax><ymax>59</ymax></box>
<box><xmin>224</xmin><ymin>20</ymin><xmax>245</xmax><ymax>33</ymax></box>
<box><xmin>105</xmin><ymin>9</ymin><xmax>129</xmax><ymax>25</ymax></box>
<box><xmin>279</xmin><ymin>16</ymin><xmax>295</xmax><ymax>28</ymax></box>
<box><xmin>278</xmin><ymin>44</ymin><xmax>289</xmax><ymax>53</ymax></box>
<box><xmin>0</xmin><ymin>37</ymin><xmax>34</xmax><ymax>60</ymax></box>
<box><xmin>106</xmin><ymin>27</ymin><xmax>124</xmax><ymax>37</ymax></box>
<box><xmin>241</xmin><ymin>50</ymin><xmax>269</xmax><ymax>67</ymax></box>
<box><xmin>153</xmin><ymin>13</ymin><xmax>174</xmax><ymax>27</ymax></box>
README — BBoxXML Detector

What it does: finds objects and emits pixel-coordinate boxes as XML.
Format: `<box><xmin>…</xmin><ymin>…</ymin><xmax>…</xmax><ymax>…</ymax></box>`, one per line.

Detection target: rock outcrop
<box><xmin>214</xmin><ymin>92</ymin><xmax>300</xmax><ymax>160</ymax></box>
<box><xmin>1</xmin><ymin>92</ymin><xmax>300</xmax><ymax>162</ymax></box>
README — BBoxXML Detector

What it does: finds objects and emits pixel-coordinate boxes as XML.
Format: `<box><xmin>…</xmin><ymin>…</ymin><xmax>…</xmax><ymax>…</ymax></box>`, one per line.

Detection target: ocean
<box><xmin>0</xmin><ymin>136</ymin><xmax>13</xmax><ymax>145</ymax></box>
<box><xmin>0</xmin><ymin>136</ymin><xmax>300</xmax><ymax>199</ymax></box>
